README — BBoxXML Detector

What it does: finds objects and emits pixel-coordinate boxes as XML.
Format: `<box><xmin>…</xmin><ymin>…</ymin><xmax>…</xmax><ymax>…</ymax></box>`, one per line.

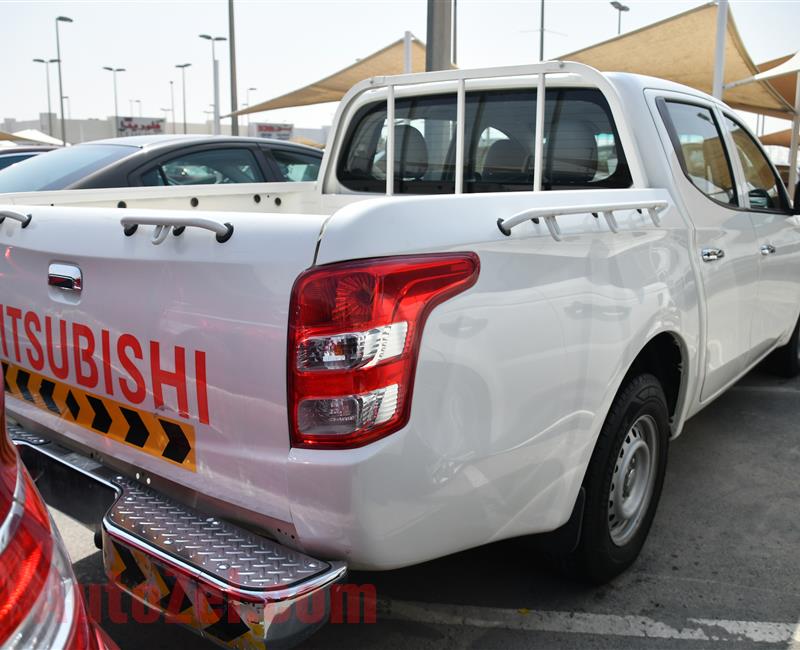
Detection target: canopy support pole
<box><xmin>712</xmin><ymin>0</ymin><xmax>728</xmax><ymax>99</ymax></box>
<box><xmin>789</xmin><ymin>71</ymin><xmax>800</xmax><ymax>201</ymax></box>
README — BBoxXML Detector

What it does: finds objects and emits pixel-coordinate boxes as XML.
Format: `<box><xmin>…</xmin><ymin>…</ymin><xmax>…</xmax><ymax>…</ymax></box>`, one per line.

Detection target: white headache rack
<box><xmin>497</xmin><ymin>200</ymin><xmax>669</xmax><ymax>241</ymax></box>
<box><xmin>325</xmin><ymin>60</ymin><xmax>650</xmax><ymax>198</ymax></box>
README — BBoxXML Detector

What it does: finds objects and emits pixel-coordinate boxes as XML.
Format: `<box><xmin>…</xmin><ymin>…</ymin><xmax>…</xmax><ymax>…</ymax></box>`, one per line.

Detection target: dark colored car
<box><xmin>0</xmin><ymin>145</ymin><xmax>58</xmax><ymax>171</ymax></box>
<box><xmin>0</xmin><ymin>389</ymin><xmax>118</xmax><ymax>649</ymax></box>
<box><xmin>0</xmin><ymin>135</ymin><xmax>323</xmax><ymax>193</ymax></box>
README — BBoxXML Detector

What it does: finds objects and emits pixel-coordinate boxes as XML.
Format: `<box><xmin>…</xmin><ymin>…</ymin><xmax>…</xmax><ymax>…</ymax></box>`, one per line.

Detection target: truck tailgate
<box><xmin>0</xmin><ymin>204</ymin><xmax>328</xmax><ymax>525</ymax></box>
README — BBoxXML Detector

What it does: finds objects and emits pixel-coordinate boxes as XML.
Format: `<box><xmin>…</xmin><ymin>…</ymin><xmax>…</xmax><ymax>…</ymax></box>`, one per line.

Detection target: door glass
<box><xmin>663</xmin><ymin>101</ymin><xmax>737</xmax><ymax>207</ymax></box>
<box><xmin>142</xmin><ymin>148</ymin><xmax>265</xmax><ymax>186</ymax></box>
<box><xmin>724</xmin><ymin>116</ymin><xmax>789</xmax><ymax>212</ymax></box>
<box><xmin>269</xmin><ymin>149</ymin><xmax>322</xmax><ymax>182</ymax></box>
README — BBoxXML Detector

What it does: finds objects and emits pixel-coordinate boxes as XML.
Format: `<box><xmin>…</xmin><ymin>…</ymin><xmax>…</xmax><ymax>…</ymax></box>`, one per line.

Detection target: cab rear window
<box><xmin>337</xmin><ymin>88</ymin><xmax>632</xmax><ymax>194</ymax></box>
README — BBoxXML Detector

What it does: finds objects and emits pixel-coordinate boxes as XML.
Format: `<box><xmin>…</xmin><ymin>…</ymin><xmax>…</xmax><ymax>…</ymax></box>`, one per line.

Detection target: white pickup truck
<box><xmin>2</xmin><ymin>61</ymin><xmax>799</xmax><ymax>648</ymax></box>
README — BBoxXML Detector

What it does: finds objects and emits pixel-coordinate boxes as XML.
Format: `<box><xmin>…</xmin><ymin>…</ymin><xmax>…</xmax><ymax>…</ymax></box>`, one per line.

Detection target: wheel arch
<box><xmin>622</xmin><ymin>330</ymin><xmax>688</xmax><ymax>433</ymax></box>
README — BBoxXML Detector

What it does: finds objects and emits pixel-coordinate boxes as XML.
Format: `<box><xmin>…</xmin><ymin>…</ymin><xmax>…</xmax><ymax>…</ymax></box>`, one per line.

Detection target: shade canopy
<box><xmin>562</xmin><ymin>2</ymin><xmax>794</xmax><ymax>118</ymax></box>
<box><xmin>761</xmin><ymin>129</ymin><xmax>793</xmax><ymax>148</ymax></box>
<box><xmin>0</xmin><ymin>130</ymin><xmax>34</xmax><ymax>143</ymax></box>
<box><xmin>10</xmin><ymin>129</ymin><xmax>64</xmax><ymax>145</ymax></box>
<box><xmin>233</xmin><ymin>35</ymin><xmax>427</xmax><ymax>117</ymax></box>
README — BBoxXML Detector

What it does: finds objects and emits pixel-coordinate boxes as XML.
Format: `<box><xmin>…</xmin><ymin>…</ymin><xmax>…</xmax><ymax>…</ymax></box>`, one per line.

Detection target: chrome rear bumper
<box><xmin>10</xmin><ymin>422</ymin><xmax>347</xmax><ymax>649</ymax></box>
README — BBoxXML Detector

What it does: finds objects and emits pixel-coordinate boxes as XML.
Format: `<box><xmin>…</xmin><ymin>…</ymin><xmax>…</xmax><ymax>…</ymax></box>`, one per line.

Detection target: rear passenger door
<box><xmin>721</xmin><ymin>114</ymin><xmax>800</xmax><ymax>361</ymax></box>
<box><xmin>656</xmin><ymin>95</ymin><xmax>760</xmax><ymax>401</ymax></box>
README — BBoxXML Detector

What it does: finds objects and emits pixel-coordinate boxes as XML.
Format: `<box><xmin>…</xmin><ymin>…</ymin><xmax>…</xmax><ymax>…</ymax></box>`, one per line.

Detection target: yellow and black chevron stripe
<box><xmin>105</xmin><ymin>537</ymin><xmax>268</xmax><ymax>648</ymax></box>
<box><xmin>2</xmin><ymin>361</ymin><xmax>196</xmax><ymax>471</ymax></box>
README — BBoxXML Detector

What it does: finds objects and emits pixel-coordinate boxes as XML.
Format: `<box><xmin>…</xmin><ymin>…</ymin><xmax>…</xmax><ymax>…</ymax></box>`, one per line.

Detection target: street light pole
<box><xmin>539</xmin><ymin>0</ymin><xmax>544</xmax><ymax>62</ymax></box>
<box><xmin>33</xmin><ymin>58</ymin><xmax>58</xmax><ymax>136</ymax></box>
<box><xmin>55</xmin><ymin>16</ymin><xmax>73</xmax><ymax>145</ymax></box>
<box><xmin>610</xmin><ymin>1</ymin><xmax>630</xmax><ymax>35</ymax></box>
<box><xmin>228</xmin><ymin>0</ymin><xmax>239</xmax><ymax>135</ymax></box>
<box><xmin>102</xmin><ymin>66</ymin><xmax>125</xmax><ymax>137</ymax></box>
<box><xmin>246</xmin><ymin>86</ymin><xmax>256</xmax><ymax>131</ymax></box>
<box><xmin>199</xmin><ymin>34</ymin><xmax>226</xmax><ymax>135</ymax></box>
<box><xmin>175</xmin><ymin>63</ymin><xmax>191</xmax><ymax>134</ymax></box>
<box><xmin>169</xmin><ymin>80</ymin><xmax>175</xmax><ymax>134</ymax></box>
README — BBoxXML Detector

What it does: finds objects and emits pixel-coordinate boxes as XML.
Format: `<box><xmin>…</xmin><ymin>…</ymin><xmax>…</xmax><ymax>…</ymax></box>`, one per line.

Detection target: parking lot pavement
<box><xmin>54</xmin><ymin>366</ymin><xmax>800</xmax><ymax>649</ymax></box>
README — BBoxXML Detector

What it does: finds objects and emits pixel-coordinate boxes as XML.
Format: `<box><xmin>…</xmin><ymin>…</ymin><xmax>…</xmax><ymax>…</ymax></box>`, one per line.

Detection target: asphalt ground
<box><xmin>53</xmin><ymin>365</ymin><xmax>800</xmax><ymax>649</ymax></box>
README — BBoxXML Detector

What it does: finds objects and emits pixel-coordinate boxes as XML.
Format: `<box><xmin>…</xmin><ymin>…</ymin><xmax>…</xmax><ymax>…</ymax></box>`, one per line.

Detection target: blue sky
<box><xmin>0</xmin><ymin>0</ymin><xmax>797</xmax><ymax>129</ymax></box>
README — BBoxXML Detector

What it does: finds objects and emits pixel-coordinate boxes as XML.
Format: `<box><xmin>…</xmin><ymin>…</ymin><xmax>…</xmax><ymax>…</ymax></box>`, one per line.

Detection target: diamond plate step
<box><xmin>107</xmin><ymin>478</ymin><xmax>329</xmax><ymax>593</ymax></box>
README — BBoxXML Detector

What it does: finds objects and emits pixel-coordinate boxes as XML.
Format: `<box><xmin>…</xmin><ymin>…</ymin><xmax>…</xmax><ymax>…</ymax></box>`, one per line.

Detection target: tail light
<box><xmin>0</xmin><ymin>389</ymin><xmax>110</xmax><ymax>649</ymax></box>
<box><xmin>288</xmin><ymin>253</ymin><xmax>480</xmax><ymax>449</ymax></box>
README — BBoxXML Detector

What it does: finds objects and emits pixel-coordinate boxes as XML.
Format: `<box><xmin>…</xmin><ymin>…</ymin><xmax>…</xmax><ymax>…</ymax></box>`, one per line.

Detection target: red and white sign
<box><xmin>254</xmin><ymin>123</ymin><xmax>293</xmax><ymax>141</ymax></box>
<box><xmin>117</xmin><ymin>117</ymin><xmax>166</xmax><ymax>137</ymax></box>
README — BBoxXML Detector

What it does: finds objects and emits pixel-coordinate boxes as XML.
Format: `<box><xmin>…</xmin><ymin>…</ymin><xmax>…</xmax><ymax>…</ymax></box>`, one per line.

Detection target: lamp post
<box><xmin>610</xmin><ymin>1</ymin><xmax>629</xmax><ymax>36</ymax></box>
<box><xmin>246</xmin><ymin>86</ymin><xmax>257</xmax><ymax>132</ymax></box>
<box><xmin>175</xmin><ymin>63</ymin><xmax>191</xmax><ymax>134</ymax></box>
<box><xmin>102</xmin><ymin>66</ymin><xmax>125</xmax><ymax>137</ymax></box>
<box><xmin>228</xmin><ymin>0</ymin><xmax>239</xmax><ymax>135</ymax></box>
<box><xmin>199</xmin><ymin>34</ymin><xmax>226</xmax><ymax>135</ymax></box>
<box><xmin>169</xmin><ymin>80</ymin><xmax>175</xmax><ymax>134</ymax></box>
<box><xmin>32</xmin><ymin>58</ymin><xmax>58</xmax><ymax>136</ymax></box>
<box><xmin>55</xmin><ymin>16</ymin><xmax>73</xmax><ymax>145</ymax></box>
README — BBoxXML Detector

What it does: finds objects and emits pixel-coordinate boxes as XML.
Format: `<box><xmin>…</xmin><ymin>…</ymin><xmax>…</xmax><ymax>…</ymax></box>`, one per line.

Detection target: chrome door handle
<box><xmin>760</xmin><ymin>244</ymin><xmax>776</xmax><ymax>256</ymax></box>
<box><xmin>701</xmin><ymin>247</ymin><xmax>725</xmax><ymax>262</ymax></box>
<box><xmin>48</xmin><ymin>263</ymin><xmax>82</xmax><ymax>292</ymax></box>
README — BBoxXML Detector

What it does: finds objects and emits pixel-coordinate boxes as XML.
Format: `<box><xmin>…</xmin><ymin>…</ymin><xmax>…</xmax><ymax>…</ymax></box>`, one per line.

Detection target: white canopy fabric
<box><xmin>561</xmin><ymin>2</ymin><xmax>794</xmax><ymax>118</ymax></box>
<box><xmin>232</xmin><ymin>35</ymin><xmax>427</xmax><ymax>117</ymax></box>
<box><xmin>11</xmin><ymin>129</ymin><xmax>63</xmax><ymax>146</ymax></box>
<box><xmin>0</xmin><ymin>130</ymin><xmax>35</xmax><ymax>143</ymax></box>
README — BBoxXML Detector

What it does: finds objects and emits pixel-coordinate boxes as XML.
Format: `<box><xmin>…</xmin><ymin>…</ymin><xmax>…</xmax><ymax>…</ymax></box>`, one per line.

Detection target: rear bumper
<box><xmin>10</xmin><ymin>422</ymin><xmax>347</xmax><ymax>650</ymax></box>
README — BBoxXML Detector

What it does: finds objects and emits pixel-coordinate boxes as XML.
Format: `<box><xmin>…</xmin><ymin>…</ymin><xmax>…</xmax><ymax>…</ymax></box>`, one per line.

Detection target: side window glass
<box><xmin>140</xmin><ymin>167</ymin><xmax>165</xmax><ymax>186</ymax></box>
<box><xmin>724</xmin><ymin>116</ymin><xmax>788</xmax><ymax>212</ymax></box>
<box><xmin>142</xmin><ymin>148</ymin><xmax>264</xmax><ymax>186</ymax></box>
<box><xmin>269</xmin><ymin>149</ymin><xmax>322</xmax><ymax>182</ymax></box>
<box><xmin>662</xmin><ymin>101</ymin><xmax>737</xmax><ymax>206</ymax></box>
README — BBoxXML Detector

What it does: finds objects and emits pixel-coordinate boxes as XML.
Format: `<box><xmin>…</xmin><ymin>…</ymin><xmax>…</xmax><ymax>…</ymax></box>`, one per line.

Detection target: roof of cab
<box><xmin>85</xmin><ymin>134</ymin><xmax>322</xmax><ymax>152</ymax></box>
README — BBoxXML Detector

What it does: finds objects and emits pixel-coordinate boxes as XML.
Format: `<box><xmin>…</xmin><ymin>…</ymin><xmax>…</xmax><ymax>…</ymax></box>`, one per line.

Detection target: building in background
<box><xmin>1</xmin><ymin>113</ymin><xmax>329</xmax><ymax>147</ymax></box>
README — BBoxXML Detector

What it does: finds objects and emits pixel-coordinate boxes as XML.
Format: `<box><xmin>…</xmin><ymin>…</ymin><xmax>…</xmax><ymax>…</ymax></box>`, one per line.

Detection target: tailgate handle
<box><xmin>48</xmin><ymin>263</ymin><xmax>82</xmax><ymax>292</ymax></box>
<box><xmin>0</xmin><ymin>209</ymin><xmax>32</xmax><ymax>228</ymax></box>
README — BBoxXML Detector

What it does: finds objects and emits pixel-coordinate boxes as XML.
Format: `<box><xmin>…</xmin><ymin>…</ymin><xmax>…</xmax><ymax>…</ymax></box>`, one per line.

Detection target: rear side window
<box><xmin>724</xmin><ymin>116</ymin><xmax>789</xmax><ymax>212</ymax></box>
<box><xmin>337</xmin><ymin>88</ymin><xmax>631</xmax><ymax>194</ymax></box>
<box><xmin>268</xmin><ymin>148</ymin><xmax>322</xmax><ymax>182</ymax></box>
<box><xmin>660</xmin><ymin>101</ymin><xmax>737</xmax><ymax>207</ymax></box>
<box><xmin>140</xmin><ymin>148</ymin><xmax>265</xmax><ymax>186</ymax></box>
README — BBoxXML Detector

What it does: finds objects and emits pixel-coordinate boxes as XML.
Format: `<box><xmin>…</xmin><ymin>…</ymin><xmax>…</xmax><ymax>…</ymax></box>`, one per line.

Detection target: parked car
<box><xmin>0</xmin><ymin>145</ymin><xmax>57</xmax><ymax>171</ymax></box>
<box><xmin>2</xmin><ymin>61</ymin><xmax>799</xmax><ymax>648</ymax></box>
<box><xmin>0</xmin><ymin>384</ymin><xmax>118</xmax><ymax>648</ymax></box>
<box><xmin>0</xmin><ymin>135</ymin><xmax>322</xmax><ymax>193</ymax></box>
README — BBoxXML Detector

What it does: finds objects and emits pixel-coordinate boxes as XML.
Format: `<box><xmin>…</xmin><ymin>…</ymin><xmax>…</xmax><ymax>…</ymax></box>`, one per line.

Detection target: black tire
<box><xmin>766</xmin><ymin>316</ymin><xmax>800</xmax><ymax>378</ymax></box>
<box><xmin>572</xmin><ymin>373</ymin><xmax>669</xmax><ymax>584</ymax></box>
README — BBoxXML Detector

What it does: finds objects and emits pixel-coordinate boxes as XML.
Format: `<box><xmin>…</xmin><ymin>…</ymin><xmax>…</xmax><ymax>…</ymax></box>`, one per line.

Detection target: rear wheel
<box><xmin>573</xmin><ymin>373</ymin><xmax>669</xmax><ymax>584</ymax></box>
<box><xmin>766</xmin><ymin>316</ymin><xmax>800</xmax><ymax>378</ymax></box>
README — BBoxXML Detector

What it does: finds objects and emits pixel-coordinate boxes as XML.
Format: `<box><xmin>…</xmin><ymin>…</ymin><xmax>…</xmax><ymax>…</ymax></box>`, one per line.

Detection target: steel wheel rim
<box><xmin>608</xmin><ymin>414</ymin><xmax>658</xmax><ymax>546</ymax></box>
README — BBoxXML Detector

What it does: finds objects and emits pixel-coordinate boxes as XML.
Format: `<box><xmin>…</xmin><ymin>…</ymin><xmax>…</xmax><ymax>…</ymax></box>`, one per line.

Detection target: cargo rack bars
<box><xmin>324</xmin><ymin>60</ymin><xmax>650</xmax><ymax>198</ymax></box>
<box><xmin>497</xmin><ymin>200</ymin><xmax>669</xmax><ymax>240</ymax></box>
